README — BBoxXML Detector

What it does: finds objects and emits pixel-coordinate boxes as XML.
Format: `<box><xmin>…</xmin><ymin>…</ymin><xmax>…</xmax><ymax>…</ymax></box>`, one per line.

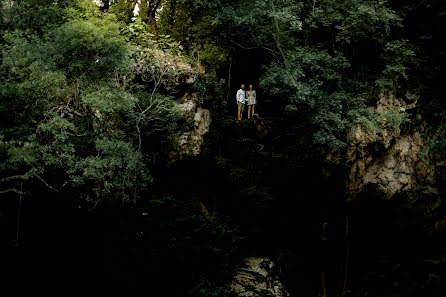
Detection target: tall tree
<box><xmin>147</xmin><ymin>0</ymin><xmax>162</xmax><ymax>40</ymax></box>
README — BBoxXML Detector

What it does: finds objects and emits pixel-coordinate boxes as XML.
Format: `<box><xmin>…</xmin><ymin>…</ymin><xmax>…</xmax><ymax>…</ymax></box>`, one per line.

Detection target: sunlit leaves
<box><xmin>52</xmin><ymin>18</ymin><xmax>129</xmax><ymax>78</ymax></box>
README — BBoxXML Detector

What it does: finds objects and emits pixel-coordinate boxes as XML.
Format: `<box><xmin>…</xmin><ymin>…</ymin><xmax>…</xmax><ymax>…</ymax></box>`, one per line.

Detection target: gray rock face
<box><xmin>229</xmin><ymin>257</ymin><xmax>289</xmax><ymax>297</ymax></box>
<box><xmin>345</xmin><ymin>92</ymin><xmax>437</xmax><ymax>197</ymax></box>
<box><xmin>170</xmin><ymin>96</ymin><xmax>211</xmax><ymax>161</ymax></box>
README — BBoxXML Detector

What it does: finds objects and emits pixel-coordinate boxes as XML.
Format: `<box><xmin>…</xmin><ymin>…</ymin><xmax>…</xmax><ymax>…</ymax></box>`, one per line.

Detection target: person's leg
<box><xmin>252</xmin><ymin>104</ymin><xmax>255</xmax><ymax>116</ymax></box>
<box><xmin>248</xmin><ymin>105</ymin><xmax>251</xmax><ymax>119</ymax></box>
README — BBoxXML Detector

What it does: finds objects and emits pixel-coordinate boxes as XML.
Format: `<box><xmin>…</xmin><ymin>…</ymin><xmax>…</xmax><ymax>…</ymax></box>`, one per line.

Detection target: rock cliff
<box><xmin>170</xmin><ymin>94</ymin><xmax>211</xmax><ymax>161</ymax></box>
<box><xmin>346</xmin><ymin>92</ymin><xmax>438</xmax><ymax>198</ymax></box>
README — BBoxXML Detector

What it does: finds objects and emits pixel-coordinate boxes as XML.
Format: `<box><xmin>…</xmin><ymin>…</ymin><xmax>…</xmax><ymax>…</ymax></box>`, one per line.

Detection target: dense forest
<box><xmin>0</xmin><ymin>0</ymin><xmax>445</xmax><ymax>296</ymax></box>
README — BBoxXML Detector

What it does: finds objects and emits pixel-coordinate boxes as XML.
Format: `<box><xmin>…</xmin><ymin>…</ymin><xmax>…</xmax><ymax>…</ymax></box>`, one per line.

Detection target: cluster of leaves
<box><xmin>349</xmin><ymin>106</ymin><xmax>410</xmax><ymax>133</ymax></box>
<box><xmin>0</xmin><ymin>0</ymin><xmax>187</xmax><ymax>204</ymax></box>
<box><xmin>121</xmin><ymin>16</ymin><xmax>184</xmax><ymax>55</ymax></box>
<box><xmin>421</xmin><ymin>96</ymin><xmax>446</xmax><ymax>160</ymax></box>
<box><xmin>156</xmin><ymin>0</ymin><xmax>231</xmax><ymax>73</ymax></box>
<box><xmin>426</xmin><ymin>123</ymin><xmax>446</xmax><ymax>158</ymax></box>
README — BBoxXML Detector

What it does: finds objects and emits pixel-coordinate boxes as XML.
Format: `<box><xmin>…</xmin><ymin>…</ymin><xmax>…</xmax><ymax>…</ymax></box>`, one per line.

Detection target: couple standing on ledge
<box><xmin>236</xmin><ymin>84</ymin><xmax>257</xmax><ymax>121</ymax></box>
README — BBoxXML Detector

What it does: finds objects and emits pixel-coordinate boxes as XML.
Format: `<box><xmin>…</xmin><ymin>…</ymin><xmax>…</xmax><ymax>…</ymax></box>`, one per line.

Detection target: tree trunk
<box><xmin>149</xmin><ymin>10</ymin><xmax>159</xmax><ymax>40</ymax></box>
<box><xmin>148</xmin><ymin>0</ymin><xmax>162</xmax><ymax>41</ymax></box>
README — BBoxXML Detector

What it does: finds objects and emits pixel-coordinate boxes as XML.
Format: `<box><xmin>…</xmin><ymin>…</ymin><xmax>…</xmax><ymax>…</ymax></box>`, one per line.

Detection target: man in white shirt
<box><xmin>236</xmin><ymin>84</ymin><xmax>246</xmax><ymax>121</ymax></box>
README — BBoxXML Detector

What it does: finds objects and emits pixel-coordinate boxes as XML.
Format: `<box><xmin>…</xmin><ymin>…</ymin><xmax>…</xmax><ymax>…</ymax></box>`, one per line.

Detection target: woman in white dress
<box><xmin>246</xmin><ymin>84</ymin><xmax>257</xmax><ymax>119</ymax></box>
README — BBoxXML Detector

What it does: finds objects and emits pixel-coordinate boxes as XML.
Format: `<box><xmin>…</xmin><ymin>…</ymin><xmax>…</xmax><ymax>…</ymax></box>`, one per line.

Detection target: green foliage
<box><xmin>108</xmin><ymin>0</ymin><xmax>135</xmax><ymax>23</ymax></box>
<box><xmin>71</xmin><ymin>138</ymin><xmax>151</xmax><ymax>203</ymax></box>
<box><xmin>349</xmin><ymin>107</ymin><xmax>410</xmax><ymax>134</ymax></box>
<box><xmin>202</xmin><ymin>0</ymin><xmax>418</xmax><ymax>150</ymax></box>
<box><xmin>0</xmin><ymin>114</ymin><xmax>77</xmax><ymax>188</ymax></box>
<box><xmin>261</xmin><ymin>46</ymin><xmax>351</xmax><ymax>148</ymax></box>
<box><xmin>194</xmin><ymin>42</ymin><xmax>228</xmax><ymax>72</ymax></box>
<box><xmin>426</xmin><ymin>123</ymin><xmax>446</xmax><ymax>158</ymax></box>
<box><xmin>0</xmin><ymin>0</ymin><xmax>67</xmax><ymax>34</ymax></box>
<box><xmin>0</xmin><ymin>1</ymin><xmax>190</xmax><ymax>205</ymax></box>
<box><xmin>327</xmin><ymin>0</ymin><xmax>401</xmax><ymax>44</ymax></box>
<box><xmin>375</xmin><ymin>40</ymin><xmax>416</xmax><ymax>89</ymax></box>
<box><xmin>379</xmin><ymin>109</ymin><xmax>410</xmax><ymax>129</ymax></box>
<box><xmin>121</xmin><ymin>16</ymin><xmax>155</xmax><ymax>47</ymax></box>
<box><xmin>156</xmin><ymin>34</ymin><xmax>185</xmax><ymax>55</ymax></box>
<box><xmin>82</xmin><ymin>87</ymin><xmax>138</xmax><ymax>114</ymax></box>
<box><xmin>65</xmin><ymin>0</ymin><xmax>103</xmax><ymax>20</ymax></box>
<box><xmin>51</xmin><ymin>18</ymin><xmax>129</xmax><ymax>78</ymax></box>
<box><xmin>216</xmin><ymin>157</ymin><xmax>248</xmax><ymax>188</ymax></box>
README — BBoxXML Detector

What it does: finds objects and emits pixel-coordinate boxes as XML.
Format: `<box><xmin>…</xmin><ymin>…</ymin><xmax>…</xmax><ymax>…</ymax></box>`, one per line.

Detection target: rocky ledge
<box><xmin>229</xmin><ymin>257</ymin><xmax>289</xmax><ymax>297</ymax></box>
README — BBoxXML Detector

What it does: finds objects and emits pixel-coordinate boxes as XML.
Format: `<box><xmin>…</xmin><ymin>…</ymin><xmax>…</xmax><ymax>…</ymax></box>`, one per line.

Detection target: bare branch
<box><xmin>0</xmin><ymin>168</ymin><xmax>68</xmax><ymax>198</ymax></box>
<box><xmin>34</xmin><ymin>174</ymin><xmax>59</xmax><ymax>192</ymax></box>
<box><xmin>0</xmin><ymin>175</ymin><xmax>29</xmax><ymax>184</ymax></box>
<box><xmin>0</xmin><ymin>188</ymin><xmax>24</xmax><ymax>195</ymax></box>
